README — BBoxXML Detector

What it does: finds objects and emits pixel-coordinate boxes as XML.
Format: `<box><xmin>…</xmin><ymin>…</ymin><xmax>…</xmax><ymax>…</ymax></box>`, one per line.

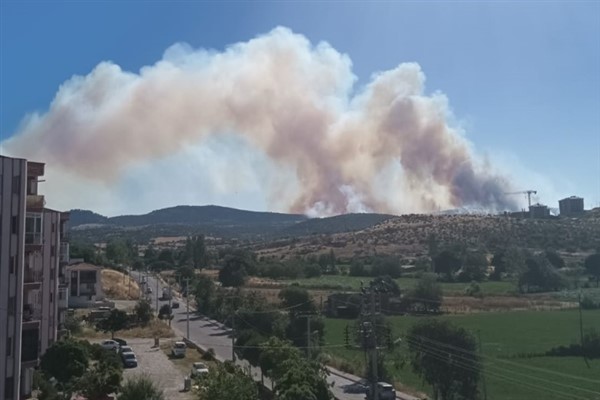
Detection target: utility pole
<box><xmin>306</xmin><ymin>314</ymin><xmax>311</xmax><ymax>358</ymax></box>
<box><xmin>578</xmin><ymin>292</ymin><xmax>590</xmax><ymax>368</ymax></box>
<box><xmin>186</xmin><ymin>278</ymin><xmax>190</xmax><ymax>339</ymax></box>
<box><xmin>155</xmin><ymin>274</ymin><xmax>159</xmax><ymax>312</ymax></box>
<box><xmin>369</xmin><ymin>290</ymin><xmax>379</xmax><ymax>400</ymax></box>
<box><xmin>478</xmin><ymin>330</ymin><xmax>488</xmax><ymax>400</ymax></box>
<box><xmin>168</xmin><ymin>281</ymin><xmax>172</xmax><ymax>327</ymax></box>
<box><xmin>231</xmin><ymin>311</ymin><xmax>236</xmax><ymax>362</ymax></box>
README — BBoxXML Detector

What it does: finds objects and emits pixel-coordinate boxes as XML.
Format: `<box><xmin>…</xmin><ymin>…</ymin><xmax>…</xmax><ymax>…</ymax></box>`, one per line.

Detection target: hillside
<box><xmin>280</xmin><ymin>213</ymin><xmax>396</xmax><ymax>236</ymax></box>
<box><xmin>254</xmin><ymin>212</ymin><xmax>600</xmax><ymax>261</ymax></box>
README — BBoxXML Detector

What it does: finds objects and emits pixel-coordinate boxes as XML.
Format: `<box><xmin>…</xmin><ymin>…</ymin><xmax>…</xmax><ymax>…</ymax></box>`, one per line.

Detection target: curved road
<box><xmin>138</xmin><ymin>273</ymin><xmax>419</xmax><ymax>400</ymax></box>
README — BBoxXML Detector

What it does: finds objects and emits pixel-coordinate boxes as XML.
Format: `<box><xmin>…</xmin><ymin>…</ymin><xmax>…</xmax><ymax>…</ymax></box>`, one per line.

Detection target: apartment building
<box><xmin>0</xmin><ymin>156</ymin><xmax>69</xmax><ymax>399</ymax></box>
<box><xmin>0</xmin><ymin>156</ymin><xmax>27</xmax><ymax>400</ymax></box>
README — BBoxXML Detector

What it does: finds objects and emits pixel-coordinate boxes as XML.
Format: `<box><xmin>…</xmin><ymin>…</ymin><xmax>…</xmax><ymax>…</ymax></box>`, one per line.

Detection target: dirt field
<box><xmin>101</xmin><ymin>269</ymin><xmax>141</xmax><ymax>300</ymax></box>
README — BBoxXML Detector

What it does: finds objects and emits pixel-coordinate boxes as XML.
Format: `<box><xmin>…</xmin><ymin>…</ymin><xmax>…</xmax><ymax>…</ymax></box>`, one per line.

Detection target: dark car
<box><xmin>121</xmin><ymin>351</ymin><xmax>138</xmax><ymax>368</ymax></box>
<box><xmin>113</xmin><ymin>338</ymin><xmax>127</xmax><ymax>347</ymax></box>
<box><xmin>172</xmin><ymin>301</ymin><xmax>180</xmax><ymax>309</ymax></box>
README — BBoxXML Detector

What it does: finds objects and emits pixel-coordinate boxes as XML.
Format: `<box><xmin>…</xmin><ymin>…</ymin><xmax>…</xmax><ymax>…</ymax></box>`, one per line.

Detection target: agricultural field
<box><xmin>282</xmin><ymin>275</ymin><xmax>517</xmax><ymax>295</ymax></box>
<box><xmin>323</xmin><ymin>309</ymin><xmax>600</xmax><ymax>400</ymax></box>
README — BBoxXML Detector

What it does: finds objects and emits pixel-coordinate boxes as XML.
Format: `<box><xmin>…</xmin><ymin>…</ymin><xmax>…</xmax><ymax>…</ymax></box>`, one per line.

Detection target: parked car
<box><xmin>190</xmin><ymin>362</ymin><xmax>209</xmax><ymax>377</ymax></box>
<box><xmin>100</xmin><ymin>340</ymin><xmax>120</xmax><ymax>351</ymax></box>
<box><xmin>343</xmin><ymin>379</ymin><xmax>369</xmax><ymax>394</ymax></box>
<box><xmin>171</xmin><ymin>341</ymin><xmax>187</xmax><ymax>358</ymax></box>
<box><xmin>113</xmin><ymin>338</ymin><xmax>127</xmax><ymax>347</ymax></box>
<box><xmin>146</xmin><ymin>287</ymin><xmax>153</xmax><ymax>294</ymax></box>
<box><xmin>119</xmin><ymin>345</ymin><xmax>133</xmax><ymax>354</ymax></box>
<box><xmin>365</xmin><ymin>382</ymin><xmax>396</xmax><ymax>400</ymax></box>
<box><xmin>121</xmin><ymin>351</ymin><xmax>138</xmax><ymax>368</ymax></box>
<box><xmin>171</xmin><ymin>301</ymin><xmax>180</xmax><ymax>309</ymax></box>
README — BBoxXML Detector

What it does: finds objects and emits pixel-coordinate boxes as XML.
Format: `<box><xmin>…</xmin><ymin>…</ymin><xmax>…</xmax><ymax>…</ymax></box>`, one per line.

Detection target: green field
<box><xmin>284</xmin><ymin>275</ymin><xmax>517</xmax><ymax>295</ymax></box>
<box><xmin>323</xmin><ymin>309</ymin><xmax>600</xmax><ymax>400</ymax></box>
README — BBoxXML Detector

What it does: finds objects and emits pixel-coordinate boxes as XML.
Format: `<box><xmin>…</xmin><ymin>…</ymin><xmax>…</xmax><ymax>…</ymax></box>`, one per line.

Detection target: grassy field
<box><xmin>323</xmin><ymin>309</ymin><xmax>600</xmax><ymax>400</ymax></box>
<box><xmin>283</xmin><ymin>275</ymin><xmax>517</xmax><ymax>295</ymax></box>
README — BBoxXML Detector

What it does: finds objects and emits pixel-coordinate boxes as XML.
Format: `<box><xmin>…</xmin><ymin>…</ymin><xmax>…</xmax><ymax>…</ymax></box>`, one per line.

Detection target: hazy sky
<box><xmin>1</xmin><ymin>1</ymin><xmax>599</xmax><ymax>215</ymax></box>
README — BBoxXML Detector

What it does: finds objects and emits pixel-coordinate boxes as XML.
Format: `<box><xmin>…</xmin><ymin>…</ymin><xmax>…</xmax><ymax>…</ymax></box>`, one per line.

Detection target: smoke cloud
<box><xmin>2</xmin><ymin>27</ymin><xmax>516</xmax><ymax>216</ymax></box>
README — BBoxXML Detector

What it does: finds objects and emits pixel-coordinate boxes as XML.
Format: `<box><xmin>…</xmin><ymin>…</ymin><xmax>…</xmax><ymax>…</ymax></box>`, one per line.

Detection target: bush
<box><xmin>581</xmin><ymin>295</ymin><xmax>600</xmax><ymax>310</ymax></box>
<box><xmin>464</xmin><ymin>282</ymin><xmax>483</xmax><ymax>298</ymax></box>
<box><xmin>64</xmin><ymin>314</ymin><xmax>83</xmax><ymax>335</ymax></box>
<box><xmin>202</xmin><ymin>348</ymin><xmax>216</xmax><ymax>361</ymax></box>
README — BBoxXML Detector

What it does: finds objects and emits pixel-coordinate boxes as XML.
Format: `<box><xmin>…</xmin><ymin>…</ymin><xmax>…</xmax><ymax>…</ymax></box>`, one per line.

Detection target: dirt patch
<box><xmin>101</xmin><ymin>269</ymin><xmax>140</xmax><ymax>300</ymax></box>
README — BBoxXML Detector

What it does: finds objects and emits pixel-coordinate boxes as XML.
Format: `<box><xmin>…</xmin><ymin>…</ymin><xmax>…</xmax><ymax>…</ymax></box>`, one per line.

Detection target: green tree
<box><xmin>119</xmin><ymin>374</ymin><xmax>165</xmax><ymax>400</ymax></box>
<box><xmin>195</xmin><ymin>361</ymin><xmax>258</xmax><ymax>400</ymax></box>
<box><xmin>407</xmin><ymin>319</ymin><xmax>480</xmax><ymax>400</ymax></box>
<box><xmin>194</xmin><ymin>275</ymin><xmax>216</xmax><ymax>313</ymax></box>
<box><xmin>278</xmin><ymin>287</ymin><xmax>323</xmax><ymax>349</ymax></box>
<box><xmin>134</xmin><ymin>299</ymin><xmax>153</xmax><ymax>326</ymax></box>
<box><xmin>371</xmin><ymin>256</ymin><xmax>402</xmax><ymax>278</ymax></box>
<box><xmin>584</xmin><ymin>253</ymin><xmax>600</xmax><ymax>287</ymax></box>
<box><xmin>158</xmin><ymin>304</ymin><xmax>172</xmax><ymax>320</ymax></box>
<box><xmin>545</xmin><ymin>250</ymin><xmax>566</xmax><ymax>269</ymax></box>
<box><xmin>219</xmin><ymin>255</ymin><xmax>249</xmax><ymax>287</ymax></box>
<box><xmin>518</xmin><ymin>256</ymin><xmax>565</xmax><ymax>293</ymax></box>
<box><xmin>106</xmin><ymin>238</ymin><xmax>134</xmax><ymax>264</ymax></box>
<box><xmin>369</xmin><ymin>275</ymin><xmax>401</xmax><ymax>295</ymax></box>
<box><xmin>349</xmin><ymin>259</ymin><xmax>367</xmax><ymax>277</ymax></box>
<box><xmin>259</xmin><ymin>337</ymin><xmax>332</xmax><ymax>400</ymax></box>
<box><xmin>433</xmin><ymin>250</ymin><xmax>462</xmax><ymax>281</ymax></box>
<box><xmin>40</xmin><ymin>339</ymin><xmax>89</xmax><ymax>384</ymax></box>
<box><xmin>458</xmin><ymin>252</ymin><xmax>487</xmax><ymax>283</ymax></box>
<box><xmin>96</xmin><ymin>309</ymin><xmax>129</xmax><ymax>338</ymax></box>
<box><xmin>76</xmin><ymin>362</ymin><xmax>122</xmax><ymax>400</ymax></box>
<box><xmin>181</xmin><ymin>235</ymin><xmax>207</xmax><ymax>269</ymax></box>
<box><xmin>409</xmin><ymin>273</ymin><xmax>443</xmax><ymax>313</ymax></box>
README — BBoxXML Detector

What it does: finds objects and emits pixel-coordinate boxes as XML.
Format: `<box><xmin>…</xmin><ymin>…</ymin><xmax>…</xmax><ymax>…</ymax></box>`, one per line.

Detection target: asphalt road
<box><xmin>137</xmin><ymin>273</ymin><xmax>419</xmax><ymax>400</ymax></box>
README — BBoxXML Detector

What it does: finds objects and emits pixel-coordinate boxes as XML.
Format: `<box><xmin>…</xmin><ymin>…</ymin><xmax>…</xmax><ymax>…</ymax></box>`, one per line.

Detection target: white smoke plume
<box><xmin>2</xmin><ymin>27</ymin><xmax>516</xmax><ymax>216</ymax></box>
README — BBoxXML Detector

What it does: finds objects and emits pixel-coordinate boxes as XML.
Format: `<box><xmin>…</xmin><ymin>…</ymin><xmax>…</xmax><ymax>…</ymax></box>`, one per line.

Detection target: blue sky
<box><xmin>1</xmin><ymin>1</ymin><xmax>599</xmax><ymax>213</ymax></box>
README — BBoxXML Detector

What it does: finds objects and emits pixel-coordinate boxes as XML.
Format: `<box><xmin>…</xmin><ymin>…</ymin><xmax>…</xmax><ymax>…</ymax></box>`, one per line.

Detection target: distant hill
<box><xmin>281</xmin><ymin>213</ymin><xmax>396</xmax><ymax>236</ymax></box>
<box><xmin>69</xmin><ymin>209</ymin><xmax>108</xmax><ymax>226</ymax></box>
<box><xmin>67</xmin><ymin>206</ymin><xmax>398</xmax><ymax>242</ymax></box>
<box><xmin>70</xmin><ymin>205</ymin><xmax>307</xmax><ymax>228</ymax></box>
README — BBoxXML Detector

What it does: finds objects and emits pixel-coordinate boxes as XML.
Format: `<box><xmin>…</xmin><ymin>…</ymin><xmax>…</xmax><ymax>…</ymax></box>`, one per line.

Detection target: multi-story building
<box><xmin>559</xmin><ymin>196</ymin><xmax>584</xmax><ymax>216</ymax></box>
<box><xmin>1</xmin><ymin>156</ymin><xmax>27</xmax><ymax>400</ymax></box>
<box><xmin>0</xmin><ymin>156</ymin><xmax>69</xmax><ymax>399</ymax></box>
<box><xmin>529</xmin><ymin>203</ymin><xmax>550</xmax><ymax>218</ymax></box>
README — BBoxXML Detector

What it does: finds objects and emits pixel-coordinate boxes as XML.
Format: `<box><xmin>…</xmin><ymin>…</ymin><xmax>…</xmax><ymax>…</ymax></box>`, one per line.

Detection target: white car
<box><xmin>171</xmin><ymin>341</ymin><xmax>187</xmax><ymax>358</ymax></box>
<box><xmin>100</xmin><ymin>340</ymin><xmax>120</xmax><ymax>351</ymax></box>
<box><xmin>191</xmin><ymin>362</ymin><xmax>209</xmax><ymax>377</ymax></box>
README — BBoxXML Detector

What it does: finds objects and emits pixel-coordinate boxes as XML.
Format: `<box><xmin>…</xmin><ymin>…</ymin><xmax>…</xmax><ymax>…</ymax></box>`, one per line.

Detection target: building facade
<box><xmin>559</xmin><ymin>196</ymin><xmax>584</xmax><ymax>216</ymax></box>
<box><xmin>0</xmin><ymin>156</ymin><xmax>27</xmax><ymax>400</ymax></box>
<box><xmin>0</xmin><ymin>156</ymin><xmax>69</xmax><ymax>399</ymax></box>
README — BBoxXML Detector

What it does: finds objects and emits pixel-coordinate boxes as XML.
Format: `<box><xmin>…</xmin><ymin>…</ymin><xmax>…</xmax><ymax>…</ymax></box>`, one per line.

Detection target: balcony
<box><xmin>26</xmin><ymin>194</ymin><xmax>45</xmax><ymax>211</ymax></box>
<box><xmin>22</xmin><ymin>304</ymin><xmax>41</xmax><ymax>331</ymax></box>
<box><xmin>23</xmin><ymin>269</ymin><xmax>43</xmax><ymax>288</ymax></box>
<box><xmin>60</xmin><ymin>242</ymin><xmax>70</xmax><ymax>264</ymax></box>
<box><xmin>25</xmin><ymin>212</ymin><xmax>43</xmax><ymax>252</ymax></box>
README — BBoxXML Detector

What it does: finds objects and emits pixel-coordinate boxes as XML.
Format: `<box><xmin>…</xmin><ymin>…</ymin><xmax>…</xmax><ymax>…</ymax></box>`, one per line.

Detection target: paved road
<box><xmin>138</xmin><ymin>273</ymin><xmax>420</xmax><ymax>400</ymax></box>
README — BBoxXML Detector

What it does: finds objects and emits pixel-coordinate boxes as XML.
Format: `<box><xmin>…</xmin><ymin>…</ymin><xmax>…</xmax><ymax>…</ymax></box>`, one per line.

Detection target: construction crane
<box><xmin>505</xmin><ymin>190</ymin><xmax>538</xmax><ymax>208</ymax></box>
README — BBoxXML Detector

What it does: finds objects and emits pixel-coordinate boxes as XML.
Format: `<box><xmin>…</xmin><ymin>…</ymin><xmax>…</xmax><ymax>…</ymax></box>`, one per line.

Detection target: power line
<box><xmin>409</xmin><ymin>332</ymin><xmax>600</xmax><ymax>385</ymax></box>
<box><xmin>405</xmin><ymin>335</ymin><xmax>600</xmax><ymax>397</ymax></box>
<box><xmin>404</xmin><ymin>338</ymin><xmax>590</xmax><ymax>400</ymax></box>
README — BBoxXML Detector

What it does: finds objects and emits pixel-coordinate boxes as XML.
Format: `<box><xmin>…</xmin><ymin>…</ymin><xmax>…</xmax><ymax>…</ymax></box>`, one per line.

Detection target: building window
<box><xmin>5</xmin><ymin>377</ymin><xmax>14</xmax><ymax>399</ymax></box>
<box><xmin>7</xmin><ymin>296</ymin><xmax>15</xmax><ymax>316</ymax></box>
<box><xmin>12</xmin><ymin>216</ymin><xmax>18</xmax><ymax>234</ymax></box>
<box><xmin>12</xmin><ymin>175</ymin><xmax>20</xmax><ymax>194</ymax></box>
<box><xmin>50</xmin><ymin>293</ymin><xmax>54</xmax><ymax>303</ymax></box>
<box><xmin>51</xmin><ymin>245</ymin><xmax>56</xmax><ymax>257</ymax></box>
<box><xmin>6</xmin><ymin>337</ymin><xmax>12</xmax><ymax>356</ymax></box>
<box><xmin>52</xmin><ymin>222</ymin><xmax>56</xmax><ymax>233</ymax></box>
<box><xmin>9</xmin><ymin>256</ymin><xmax>15</xmax><ymax>274</ymax></box>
